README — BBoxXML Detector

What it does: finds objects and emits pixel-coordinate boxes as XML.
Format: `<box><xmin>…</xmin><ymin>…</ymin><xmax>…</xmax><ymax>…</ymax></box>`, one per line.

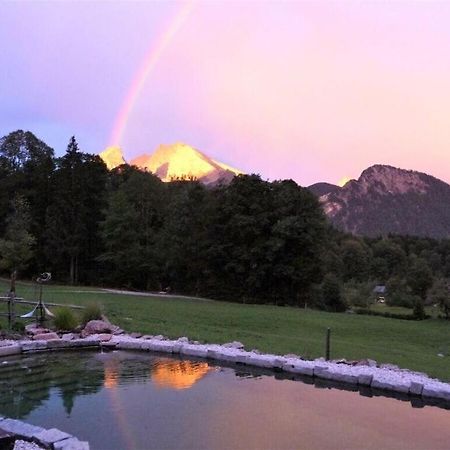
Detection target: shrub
<box><xmin>12</xmin><ymin>321</ymin><xmax>25</xmax><ymax>333</ymax></box>
<box><xmin>53</xmin><ymin>307</ymin><xmax>79</xmax><ymax>331</ymax></box>
<box><xmin>81</xmin><ymin>303</ymin><xmax>103</xmax><ymax>325</ymax></box>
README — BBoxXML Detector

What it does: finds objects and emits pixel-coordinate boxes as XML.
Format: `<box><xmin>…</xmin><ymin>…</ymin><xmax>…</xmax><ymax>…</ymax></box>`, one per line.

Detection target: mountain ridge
<box><xmin>312</xmin><ymin>164</ymin><xmax>450</xmax><ymax>238</ymax></box>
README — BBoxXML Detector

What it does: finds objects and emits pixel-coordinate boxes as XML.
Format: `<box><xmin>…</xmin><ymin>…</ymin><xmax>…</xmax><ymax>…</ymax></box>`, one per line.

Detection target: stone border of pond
<box><xmin>0</xmin><ymin>416</ymin><xmax>88</xmax><ymax>450</ymax></box>
<box><xmin>1</xmin><ymin>332</ymin><xmax>450</xmax><ymax>407</ymax></box>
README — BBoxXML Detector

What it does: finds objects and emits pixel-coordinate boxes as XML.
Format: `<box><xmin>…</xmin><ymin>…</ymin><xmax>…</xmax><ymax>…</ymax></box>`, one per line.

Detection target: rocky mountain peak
<box><xmin>100</xmin><ymin>142</ymin><xmax>243</xmax><ymax>185</ymax></box>
<box><xmin>99</xmin><ymin>146</ymin><xmax>126</xmax><ymax>170</ymax></box>
<box><xmin>313</xmin><ymin>164</ymin><xmax>450</xmax><ymax>238</ymax></box>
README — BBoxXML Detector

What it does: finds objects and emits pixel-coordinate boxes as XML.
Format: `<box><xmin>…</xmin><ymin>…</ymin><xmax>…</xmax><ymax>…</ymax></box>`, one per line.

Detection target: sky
<box><xmin>1</xmin><ymin>1</ymin><xmax>450</xmax><ymax>186</ymax></box>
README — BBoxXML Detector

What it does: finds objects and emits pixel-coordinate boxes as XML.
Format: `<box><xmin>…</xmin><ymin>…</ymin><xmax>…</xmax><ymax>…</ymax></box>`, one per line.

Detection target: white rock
<box><xmin>357</xmin><ymin>374</ymin><xmax>373</xmax><ymax>386</ymax></box>
<box><xmin>180</xmin><ymin>345</ymin><xmax>208</xmax><ymax>358</ymax></box>
<box><xmin>21</xmin><ymin>340</ymin><xmax>47</xmax><ymax>352</ymax></box>
<box><xmin>0</xmin><ymin>418</ymin><xmax>45</xmax><ymax>439</ymax></box>
<box><xmin>282</xmin><ymin>361</ymin><xmax>314</xmax><ymax>376</ymax></box>
<box><xmin>54</xmin><ymin>437</ymin><xmax>90</xmax><ymax>450</ymax></box>
<box><xmin>34</xmin><ymin>428</ymin><xmax>72</xmax><ymax>446</ymax></box>
<box><xmin>0</xmin><ymin>344</ymin><xmax>21</xmax><ymax>356</ymax></box>
<box><xmin>410</xmin><ymin>381</ymin><xmax>424</xmax><ymax>395</ymax></box>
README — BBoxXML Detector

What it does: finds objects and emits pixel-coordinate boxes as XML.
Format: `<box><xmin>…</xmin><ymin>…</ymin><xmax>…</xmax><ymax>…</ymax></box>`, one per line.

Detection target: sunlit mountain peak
<box><xmin>100</xmin><ymin>146</ymin><xmax>126</xmax><ymax>170</ymax></box>
<box><xmin>130</xmin><ymin>142</ymin><xmax>243</xmax><ymax>184</ymax></box>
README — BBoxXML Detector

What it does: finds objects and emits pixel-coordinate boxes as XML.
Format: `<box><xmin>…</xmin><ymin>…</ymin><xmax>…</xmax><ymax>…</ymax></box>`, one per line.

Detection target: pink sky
<box><xmin>1</xmin><ymin>1</ymin><xmax>450</xmax><ymax>186</ymax></box>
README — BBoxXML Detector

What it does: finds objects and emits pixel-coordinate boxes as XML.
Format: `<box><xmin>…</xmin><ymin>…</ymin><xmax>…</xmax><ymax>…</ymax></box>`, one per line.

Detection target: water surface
<box><xmin>0</xmin><ymin>350</ymin><xmax>449</xmax><ymax>450</ymax></box>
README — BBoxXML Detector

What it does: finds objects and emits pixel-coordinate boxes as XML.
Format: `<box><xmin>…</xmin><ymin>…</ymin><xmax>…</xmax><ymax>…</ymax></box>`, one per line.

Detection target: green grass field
<box><xmin>1</xmin><ymin>279</ymin><xmax>449</xmax><ymax>381</ymax></box>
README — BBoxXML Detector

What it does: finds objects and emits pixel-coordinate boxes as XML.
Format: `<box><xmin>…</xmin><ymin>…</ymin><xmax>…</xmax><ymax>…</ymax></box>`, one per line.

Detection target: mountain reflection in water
<box><xmin>102</xmin><ymin>354</ymin><xmax>211</xmax><ymax>390</ymax></box>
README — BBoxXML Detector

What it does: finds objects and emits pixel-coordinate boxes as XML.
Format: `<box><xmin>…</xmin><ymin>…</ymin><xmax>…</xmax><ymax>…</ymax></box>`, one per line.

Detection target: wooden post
<box><xmin>325</xmin><ymin>327</ymin><xmax>331</xmax><ymax>361</ymax></box>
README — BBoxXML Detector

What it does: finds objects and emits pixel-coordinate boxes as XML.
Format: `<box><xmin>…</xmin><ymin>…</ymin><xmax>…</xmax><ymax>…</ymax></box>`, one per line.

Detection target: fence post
<box><xmin>325</xmin><ymin>327</ymin><xmax>331</xmax><ymax>361</ymax></box>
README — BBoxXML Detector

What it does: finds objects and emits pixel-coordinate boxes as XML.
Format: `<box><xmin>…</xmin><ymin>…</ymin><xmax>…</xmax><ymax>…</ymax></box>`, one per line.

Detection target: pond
<box><xmin>1</xmin><ymin>350</ymin><xmax>449</xmax><ymax>450</ymax></box>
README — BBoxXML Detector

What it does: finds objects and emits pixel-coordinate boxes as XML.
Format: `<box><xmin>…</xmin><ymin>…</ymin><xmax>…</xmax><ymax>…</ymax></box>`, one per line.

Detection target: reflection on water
<box><xmin>0</xmin><ymin>350</ymin><xmax>449</xmax><ymax>450</ymax></box>
<box><xmin>152</xmin><ymin>360</ymin><xmax>211</xmax><ymax>390</ymax></box>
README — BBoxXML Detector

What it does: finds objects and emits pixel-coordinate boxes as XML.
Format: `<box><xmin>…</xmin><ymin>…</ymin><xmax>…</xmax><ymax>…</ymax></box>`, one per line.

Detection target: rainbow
<box><xmin>109</xmin><ymin>1</ymin><xmax>196</xmax><ymax>147</ymax></box>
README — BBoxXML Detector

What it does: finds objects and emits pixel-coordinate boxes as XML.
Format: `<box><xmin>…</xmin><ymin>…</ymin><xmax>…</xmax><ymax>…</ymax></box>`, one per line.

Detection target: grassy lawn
<box><xmin>0</xmin><ymin>279</ymin><xmax>449</xmax><ymax>381</ymax></box>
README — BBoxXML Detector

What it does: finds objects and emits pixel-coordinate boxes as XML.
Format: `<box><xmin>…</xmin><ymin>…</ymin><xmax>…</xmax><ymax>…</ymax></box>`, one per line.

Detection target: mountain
<box><xmin>308</xmin><ymin>182</ymin><xmax>341</xmax><ymax>197</ymax></box>
<box><xmin>99</xmin><ymin>146</ymin><xmax>126</xmax><ymax>170</ymax></box>
<box><xmin>314</xmin><ymin>165</ymin><xmax>450</xmax><ymax>239</ymax></box>
<box><xmin>100</xmin><ymin>142</ymin><xmax>243</xmax><ymax>185</ymax></box>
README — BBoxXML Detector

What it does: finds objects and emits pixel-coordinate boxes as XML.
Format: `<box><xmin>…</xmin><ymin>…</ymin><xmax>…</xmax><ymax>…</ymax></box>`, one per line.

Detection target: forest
<box><xmin>0</xmin><ymin>130</ymin><xmax>449</xmax><ymax>317</ymax></box>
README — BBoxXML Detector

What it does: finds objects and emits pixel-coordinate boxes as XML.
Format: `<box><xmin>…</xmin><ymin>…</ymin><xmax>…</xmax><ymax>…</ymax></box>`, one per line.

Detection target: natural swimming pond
<box><xmin>1</xmin><ymin>350</ymin><xmax>449</xmax><ymax>450</ymax></box>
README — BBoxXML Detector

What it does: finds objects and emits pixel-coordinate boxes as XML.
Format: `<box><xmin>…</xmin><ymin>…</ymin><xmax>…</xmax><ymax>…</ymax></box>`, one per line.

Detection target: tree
<box><xmin>429</xmin><ymin>278</ymin><xmax>450</xmax><ymax>319</ymax></box>
<box><xmin>99</xmin><ymin>170</ymin><xmax>165</xmax><ymax>290</ymax></box>
<box><xmin>407</xmin><ymin>257</ymin><xmax>433</xmax><ymax>300</ymax></box>
<box><xmin>0</xmin><ymin>196</ymin><xmax>35</xmax><ymax>292</ymax></box>
<box><xmin>340</xmin><ymin>239</ymin><xmax>370</xmax><ymax>282</ymax></box>
<box><xmin>321</xmin><ymin>273</ymin><xmax>346</xmax><ymax>312</ymax></box>
<box><xmin>45</xmin><ymin>137</ymin><xmax>107</xmax><ymax>284</ymax></box>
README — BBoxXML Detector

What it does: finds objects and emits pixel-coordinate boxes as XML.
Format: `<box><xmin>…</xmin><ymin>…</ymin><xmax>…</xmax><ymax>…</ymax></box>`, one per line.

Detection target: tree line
<box><xmin>0</xmin><ymin>130</ymin><xmax>449</xmax><ymax>317</ymax></box>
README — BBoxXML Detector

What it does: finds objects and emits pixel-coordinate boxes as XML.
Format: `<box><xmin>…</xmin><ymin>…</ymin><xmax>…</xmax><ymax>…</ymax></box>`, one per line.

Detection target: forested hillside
<box><xmin>1</xmin><ymin>130</ymin><xmax>449</xmax><ymax>316</ymax></box>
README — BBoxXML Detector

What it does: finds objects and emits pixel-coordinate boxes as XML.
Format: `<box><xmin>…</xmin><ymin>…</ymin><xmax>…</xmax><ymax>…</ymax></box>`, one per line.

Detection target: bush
<box><xmin>12</xmin><ymin>321</ymin><xmax>25</xmax><ymax>333</ymax></box>
<box><xmin>53</xmin><ymin>307</ymin><xmax>79</xmax><ymax>331</ymax></box>
<box><xmin>81</xmin><ymin>303</ymin><xmax>103</xmax><ymax>325</ymax></box>
<box><xmin>354</xmin><ymin>308</ymin><xmax>429</xmax><ymax>321</ymax></box>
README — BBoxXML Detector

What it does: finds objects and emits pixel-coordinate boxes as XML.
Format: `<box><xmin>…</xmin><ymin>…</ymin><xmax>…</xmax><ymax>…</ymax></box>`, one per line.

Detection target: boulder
<box><xmin>0</xmin><ymin>345</ymin><xmax>21</xmax><ymax>357</ymax></box>
<box><xmin>282</xmin><ymin>361</ymin><xmax>314</xmax><ymax>377</ymax></box>
<box><xmin>54</xmin><ymin>437</ymin><xmax>90</xmax><ymax>450</ymax></box>
<box><xmin>61</xmin><ymin>333</ymin><xmax>75</xmax><ymax>341</ymax></box>
<box><xmin>34</xmin><ymin>428</ymin><xmax>72</xmax><ymax>446</ymax></box>
<box><xmin>81</xmin><ymin>320</ymin><xmax>113</xmax><ymax>337</ymax></box>
<box><xmin>222</xmin><ymin>341</ymin><xmax>244</xmax><ymax>350</ymax></box>
<box><xmin>180</xmin><ymin>345</ymin><xmax>208</xmax><ymax>358</ymax></box>
<box><xmin>357</xmin><ymin>374</ymin><xmax>373</xmax><ymax>386</ymax></box>
<box><xmin>409</xmin><ymin>381</ymin><xmax>424</xmax><ymax>396</ymax></box>
<box><xmin>21</xmin><ymin>340</ymin><xmax>47</xmax><ymax>352</ymax></box>
<box><xmin>356</xmin><ymin>359</ymin><xmax>377</xmax><ymax>367</ymax></box>
<box><xmin>25</xmin><ymin>324</ymin><xmax>49</xmax><ymax>336</ymax></box>
<box><xmin>0</xmin><ymin>418</ymin><xmax>45</xmax><ymax>440</ymax></box>
<box><xmin>33</xmin><ymin>332</ymin><xmax>59</xmax><ymax>341</ymax></box>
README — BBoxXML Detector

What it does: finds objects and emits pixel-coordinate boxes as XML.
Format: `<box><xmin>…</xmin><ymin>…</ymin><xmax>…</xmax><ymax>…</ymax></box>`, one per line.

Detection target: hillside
<box><xmin>317</xmin><ymin>165</ymin><xmax>450</xmax><ymax>238</ymax></box>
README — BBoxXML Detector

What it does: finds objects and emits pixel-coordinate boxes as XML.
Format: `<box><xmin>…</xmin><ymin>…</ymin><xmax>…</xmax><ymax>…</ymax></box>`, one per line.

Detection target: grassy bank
<box><xmin>0</xmin><ymin>279</ymin><xmax>449</xmax><ymax>381</ymax></box>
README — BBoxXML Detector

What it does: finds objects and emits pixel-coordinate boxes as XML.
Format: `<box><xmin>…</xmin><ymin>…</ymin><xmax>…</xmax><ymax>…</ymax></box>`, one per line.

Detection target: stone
<box><xmin>21</xmin><ymin>340</ymin><xmax>47</xmax><ymax>352</ymax></box>
<box><xmin>356</xmin><ymin>359</ymin><xmax>377</xmax><ymax>367</ymax></box>
<box><xmin>13</xmin><ymin>440</ymin><xmax>43</xmax><ymax>450</ymax></box>
<box><xmin>141</xmin><ymin>341</ymin><xmax>174</xmax><ymax>353</ymax></box>
<box><xmin>357</xmin><ymin>374</ymin><xmax>373</xmax><ymax>386</ymax></box>
<box><xmin>222</xmin><ymin>341</ymin><xmax>244</xmax><ymax>349</ymax></box>
<box><xmin>177</xmin><ymin>337</ymin><xmax>189</xmax><ymax>343</ymax></box>
<box><xmin>422</xmin><ymin>384</ymin><xmax>450</xmax><ymax>401</ymax></box>
<box><xmin>54</xmin><ymin>437</ymin><xmax>90</xmax><ymax>450</ymax></box>
<box><xmin>33</xmin><ymin>332</ymin><xmax>59</xmax><ymax>341</ymax></box>
<box><xmin>70</xmin><ymin>339</ymin><xmax>100</xmax><ymax>348</ymax></box>
<box><xmin>25</xmin><ymin>324</ymin><xmax>49</xmax><ymax>336</ymax></box>
<box><xmin>46</xmin><ymin>340</ymin><xmax>73</xmax><ymax>349</ymax></box>
<box><xmin>34</xmin><ymin>428</ymin><xmax>72</xmax><ymax>446</ymax></box>
<box><xmin>0</xmin><ymin>344</ymin><xmax>21</xmax><ymax>357</ymax></box>
<box><xmin>81</xmin><ymin>320</ymin><xmax>113</xmax><ymax>337</ymax></box>
<box><xmin>88</xmin><ymin>334</ymin><xmax>112</xmax><ymax>342</ymax></box>
<box><xmin>328</xmin><ymin>371</ymin><xmax>358</xmax><ymax>384</ymax></box>
<box><xmin>380</xmin><ymin>363</ymin><xmax>399</xmax><ymax>371</ymax></box>
<box><xmin>180</xmin><ymin>345</ymin><xmax>208</xmax><ymax>358</ymax></box>
<box><xmin>61</xmin><ymin>333</ymin><xmax>75</xmax><ymax>341</ymax></box>
<box><xmin>313</xmin><ymin>364</ymin><xmax>329</xmax><ymax>377</ymax></box>
<box><xmin>410</xmin><ymin>381</ymin><xmax>424</xmax><ymax>396</ymax></box>
<box><xmin>282</xmin><ymin>362</ymin><xmax>314</xmax><ymax>377</ymax></box>
<box><xmin>116</xmin><ymin>340</ymin><xmax>144</xmax><ymax>350</ymax></box>
<box><xmin>0</xmin><ymin>418</ymin><xmax>45</xmax><ymax>439</ymax></box>
<box><xmin>129</xmin><ymin>332</ymin><xmax>142</xmax><ymax>338</ymax></box>
<box><xmin>247</xmin><ymin>354</ymin><xmax>277</xmax><ymax>369</ymax></box>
